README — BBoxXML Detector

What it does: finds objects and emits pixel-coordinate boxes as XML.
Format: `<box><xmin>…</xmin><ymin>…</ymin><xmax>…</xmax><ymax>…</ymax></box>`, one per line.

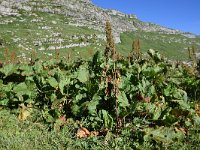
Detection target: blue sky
<box><xmin>91</xmin><ymin>0</ymin><xmax>200</xmax><ymax>35</ymax></box>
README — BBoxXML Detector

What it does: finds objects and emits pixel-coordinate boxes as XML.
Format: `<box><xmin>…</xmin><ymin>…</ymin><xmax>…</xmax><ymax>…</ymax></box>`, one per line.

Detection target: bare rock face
<box><xmin>0</xmin><ymin>0</ymin><xmax>137</xmax><ymax>43</ymax></box>
<box><xmin>81</xmin><ymin>0</ymin><xmax>91</xmax><ymax>3</ymax></box>
<box><xmin>0</xmin><ymin>1</ymin><xmax>19</xmax><ymax>16</ymax></box>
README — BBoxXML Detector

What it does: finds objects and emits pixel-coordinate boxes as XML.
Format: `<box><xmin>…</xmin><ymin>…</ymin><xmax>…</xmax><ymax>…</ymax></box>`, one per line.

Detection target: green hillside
<box><xmin>117</xmin><ymin>31</ymin><xmax>200</xmax><ymax>60</ymax></box>
<box><xmin>0</xmin><ymin>0</ymin><xmax>200</xmax><ymax>61</ymax></box>
<box><xmin>0</xmin><ymin>11</ymin><xmax>105</xmax><ymax>60</ymax></box>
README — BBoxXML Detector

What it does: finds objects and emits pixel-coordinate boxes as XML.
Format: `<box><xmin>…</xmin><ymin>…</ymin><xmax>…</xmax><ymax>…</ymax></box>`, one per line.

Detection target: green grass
<box><xmin>1</xmin><ymin>109</ymin><xmax>199</xmax><ymax>150</ymax></box>
<box><xmin>0</xmin><ymin>11</ymin><xmax>104</xmax><ymax>60</ymax></box>
<box><xmin>117</xmin><ymin>30</ymin><xmax>200</xmax><ymax>60</ymax></box>
<box><xmin>0</xmin><ymin>109</ymin><xmax>106</xmax><ymax>150</ymax></box>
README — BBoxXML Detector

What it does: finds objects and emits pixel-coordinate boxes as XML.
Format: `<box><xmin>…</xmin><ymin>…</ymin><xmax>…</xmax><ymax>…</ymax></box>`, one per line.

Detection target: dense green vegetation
<box><xmin>0</xmin><ymin>48</ymin><xmax>200</xmax><ymax>149</ymax></box>
<box><xmin>1</xmin><ymin>1</ymin><xmax>200</xmax><ymax>149</ymax></box>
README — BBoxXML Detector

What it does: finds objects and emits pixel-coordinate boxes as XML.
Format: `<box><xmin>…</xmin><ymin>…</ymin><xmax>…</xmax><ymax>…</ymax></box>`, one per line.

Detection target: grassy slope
<box><xmin>0</xmin><ymin>11</ymin><xmax>104</xmax><ymax>61</ymax></box>
<box><xmin>117</xmin><ymin>30</ymin><xmax>200</xmax><ymax>60</ymax></box>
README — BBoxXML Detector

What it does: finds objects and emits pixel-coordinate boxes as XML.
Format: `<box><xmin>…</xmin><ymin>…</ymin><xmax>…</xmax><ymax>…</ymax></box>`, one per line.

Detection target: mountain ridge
<box><xmin>0</xmin><ymin>0</ymin><xmax>197</xmax><ymax>42</ymax></box>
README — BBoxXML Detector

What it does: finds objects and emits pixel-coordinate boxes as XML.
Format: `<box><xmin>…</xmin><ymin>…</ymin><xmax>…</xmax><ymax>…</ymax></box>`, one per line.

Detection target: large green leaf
<box><xmin>0</xmin><ymin>79</ymin><xmax>3</xmax><ymax>85</ymax></box>
<box><xmin>118</xmin><ymin>91</ymin><xmax>129</xmax><ymax>108</ymax></box>
<box><xmin>75</xmin><ymin>93</ymin><xmax>84</xmax><ymax>103</ymax></box>
<box><xmin>25</xmin><ymin>77</ymin><xmax>36</xmax><ymax>91</ymax></box>
<box><xmin>13</xmin><ymin>82</ymin><xmax>32</xmax><ymax>102</ymax></box>
<box><xmin>47</xmin><ymin>77</ymin><xmax>58</xmax><ymax>88</ymax></box>
<box><xmin>153</xmin><ymin>106</ymin><xmax>162</xmax><ymax>120</ymax></box>
<box><xmin>193</xmin><ymin>115</ymin><xmax>200</xmax><ymax>125</ymax></box>
<box><xmin>33</xmin><ymin>61</ymin><xmax>43</xmax><ymax>74</ymax></box>
<box><xmin>100</xmin><ymin>110</ymin><xmax>114</xmax><ymax>129</ymax></box>
<box><xmin>2</xmin><ymin>83</ymin><xmax>13</xmax><ymax>92</ymax></box>
<box><xmin>144</xmin><ymin>127</ymin><xmax>184</xmax><ymax>143</ymax></box>
<box><xmin>58</xmin><ymin>75</ymin><xmax>70</xmax><ymax>95</ymax></box>
<box><xmin>71</xmin><ymin>104</ymin><xmax>80</xmax><ymax>116</ymax></box>
<box><xmin>59</xmin><ymin>81</ymin><xmax>65</xmax><ymax>95</ymax></box>
<box><xmin>19</xmin><ymin>65</ymin><xmax>33</xmax><ymax>76</ymax></box>
<box><xmin>177</xmin><ymin>100</ymin><xmax>190</xmax><ymax>110</ymax></box>
<box><xmin>0</xmin><ymin>64</ymin><xmax>18</xmax><ymax>77</ymax></box>
<box><xmin>13</xmin><ymin>82</ymin><xmax>28</xmax><ymax>93</ymax></box>
<box><xmin>77</xmin><ymin>65</ymin><xmax>89</xmax><ymax>83</ymax></box>
<box><xmin>0</xmin><ymin>99</ymin><xmax>9</xmax><ymax>106</ymax></box>
<box><xmin>87</xmin><ymin>94</ymin><xmax>101</xmax><ymax>115</ymax></box>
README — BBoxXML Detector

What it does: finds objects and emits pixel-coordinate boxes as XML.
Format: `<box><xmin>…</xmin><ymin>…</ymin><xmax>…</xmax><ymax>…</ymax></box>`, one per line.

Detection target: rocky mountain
<box><xmin>0</xmin><ymin>0</ymin><xmax>200</xmax><ymax>60</ymax></box>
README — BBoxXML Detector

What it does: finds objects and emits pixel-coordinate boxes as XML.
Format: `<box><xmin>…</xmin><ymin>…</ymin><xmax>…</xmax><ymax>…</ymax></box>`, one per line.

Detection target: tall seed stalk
<box><xmin>10</xmin><ymin>51</ymin><xmax>17</xmax><ymax>64</ymax></box>
<box><xmin>67</xmin><ymin>50</ymin><xmax>72</xmax><ymax>62</ymax></box>
<box><xmin>131</xmin><ymin>38</ymin><xmax>141</xmax><ymax>59</ymax></box>
<box><xmin>30</xmin><ymin>49</ymin><xmax>37</xmax><ymax>65</ymax></box>
<box><xmin>105</xmin><ymin>20</ymin><xmax>116</xmax><ymax>61</ymax></box>
<box><xmin>104</xmin><ymin>20</ymin><xmax>120</xmax><ymax>132</ymax></box>
<box><xmin>113</xmin><ymin>64</ymin><xmax>120</xmax><ymax>132</ymax></box>
<box><xmin>55</xmin><ymin>48</ymin><xmax>60</xmax><ymax>60</ymax></box>
<box><xmin>4</xmin><ymin>48</ymin><xmax>9</xmax><ymax>64</ymax></box>
<box><xmin>188</xmin><ymin>46</ymin><xmax>197</xmax><ymax>68</ymax></box>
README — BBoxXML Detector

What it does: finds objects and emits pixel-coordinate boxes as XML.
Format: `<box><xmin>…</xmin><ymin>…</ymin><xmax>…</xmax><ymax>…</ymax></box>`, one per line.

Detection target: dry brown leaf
<box><xmin>195</xmin><ymin>103</ymin><xmax>200</xmax><ymax>116</ymax></box>
<box><xmin>77</xmin><ymin>127</ymin><xmax>90</xmax><ymax>138</ymax></box>
<box><xmin>59</xmin><ymin>115</ymin><xmax>66</xmax><ymax>123</ymax></box>
<box><xmin>90</xmin><ymin>131</ymin><xmax>99</xmax><ymax>137</ymax></box>
<box><xmin>18</xmin><ymin>108</ymin><xmax>30</xmax><ymax>121</ymax></box>
<box><xmin>175</xmin><ymin>127</ymin><xmax>187</xmax><ymax>134</ymax></box>
<box><xmin>144</xmin><ymin>97</ymin><xmax>151</xmax><ymax>103</ymax></box>
<box><xmin>179</xmin><ymin>128</ymin><xmax>187</xmax><ymax>134</ymax></box>
<box><xmin>174</xmin><ymin>127</ymin><xmax>179</xmax><ymax>132</ymax></box>
<box><xmin>171</xmin><ymin>109</ymin><xmax>183</xmax><ymax>117</ymax></box>
<box><xmin>53</xmin><ymin>115</ymin><xmax>67</xmax><ymax>131</ymax></box>
<box><xmin>195</xmin><ymin>103</ymin><xmax>199</xmax><ymax>111</ymax></box>
<box><xmin>196</xmin><ymin>112</ymin><xmax>200</xmax><ymax>116</ymax></box>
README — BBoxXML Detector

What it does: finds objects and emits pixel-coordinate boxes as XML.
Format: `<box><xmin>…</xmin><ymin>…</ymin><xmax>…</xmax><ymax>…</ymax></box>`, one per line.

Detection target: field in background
<box><xmin>1</xmin><ymin>11</ymin><xmax>200</xmax><ymax>61</ymax></box>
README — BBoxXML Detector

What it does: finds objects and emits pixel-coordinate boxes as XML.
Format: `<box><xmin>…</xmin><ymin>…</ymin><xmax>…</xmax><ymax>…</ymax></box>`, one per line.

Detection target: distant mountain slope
<box><xmin>0</xmin><ymin>0</ymin><xmax>199</xmax><ymax>60</ymax></box>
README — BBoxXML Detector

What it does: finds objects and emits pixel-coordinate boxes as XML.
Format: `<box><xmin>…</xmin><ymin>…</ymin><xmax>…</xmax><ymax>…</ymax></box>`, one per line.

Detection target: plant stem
<box><xmin>114</xmin><ymin>62</ymin><xmax>119</xmax><ymax>133</ymax></box>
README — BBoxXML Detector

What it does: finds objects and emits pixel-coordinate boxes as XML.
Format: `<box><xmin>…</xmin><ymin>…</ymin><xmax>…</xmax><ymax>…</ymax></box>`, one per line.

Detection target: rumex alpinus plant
<box><xmin>10</xmin><ymin>51</ymin><xmax>17</xmax><ymax>64</ymax></box>
<box><xmin>88</xmin><ymin>48</ymin><xmax>94</xmax><ymax>57</ymax></box>
<box><xmin>66</xmin><ymin>49</ymin><xmax>72</xmax><ymax>62</ymax></box>
<box><xmin>184</xmin><ymin>46</ymin><xmax>200</xmax><ymax>101</ymax></box>
<box><xmin>104</xmin><ymin>20</ymin><xmax>122</xmax><ymax>132</ymax></box>
<box><xmin>3</xmin><ymin>48</ymin><xmax>18</xmax><ymax>64</ymax></box>
<box><xmin>4</xmin><ymin>48</ymin><xmax>9</xmax><ymax>64</ymax></box>
<box><xmin>55</xmin><ymin>48</ymin><xmax>60</xmax><ymax>60</ymax></box>
<box><xmin>30</xmin><ymin>49</ymin><xmax>37</xmax><ymax>65</ymax></box>
<box><xmin>128</xmin><ymin>38</ymin><xmax>141</xmax><ymax>64</ymax></box>
<box><xmin>188</xmin><ymin>46</ymin><xmax>197</xmax><ymax>68</ymax></box>
<box><xmin>131</xmin><ymin>38</ymin><xmax>141</xmax><ymax>60</ymax></box>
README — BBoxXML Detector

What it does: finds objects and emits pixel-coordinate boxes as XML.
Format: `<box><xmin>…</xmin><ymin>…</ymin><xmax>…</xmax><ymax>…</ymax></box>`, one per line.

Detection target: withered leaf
<box><xmin>76</xmin><ymin>127</ymin><xmax>90</xmax><ymax>138</ymax></box>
